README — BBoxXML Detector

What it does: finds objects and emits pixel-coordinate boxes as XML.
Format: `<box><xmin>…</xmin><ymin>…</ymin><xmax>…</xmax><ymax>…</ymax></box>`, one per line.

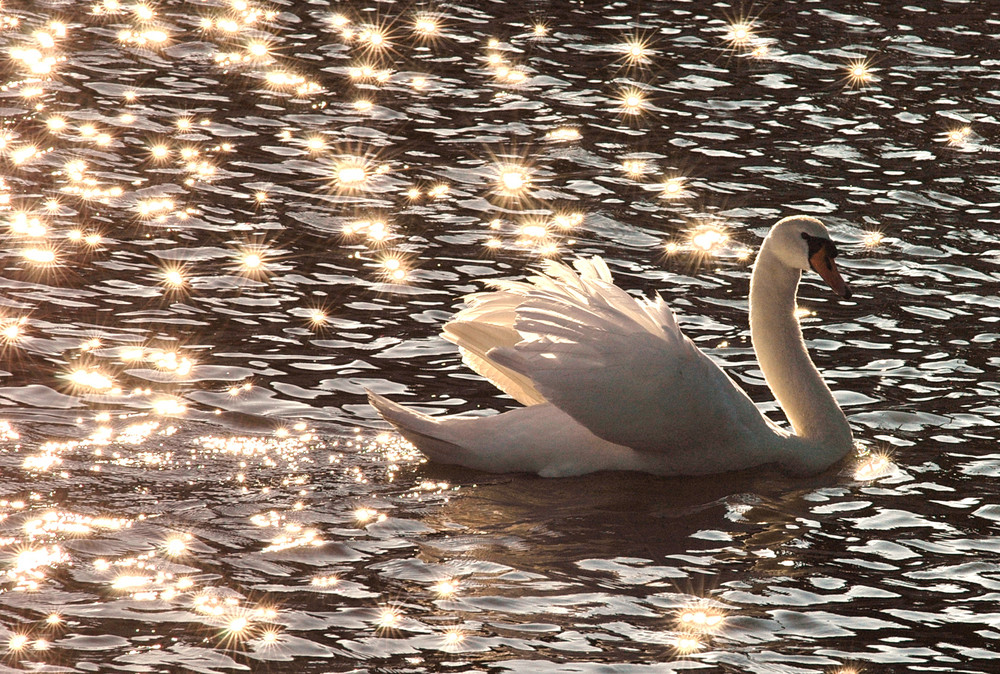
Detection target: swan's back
<box><xmin>379</xmin><ymin>256</ymin><xmax>794</xmax><ymax>475</ymax></box>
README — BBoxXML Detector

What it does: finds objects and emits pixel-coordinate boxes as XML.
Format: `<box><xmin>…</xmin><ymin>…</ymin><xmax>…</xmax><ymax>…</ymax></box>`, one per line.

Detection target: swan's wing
<box><xmin>487</xmin><ymin>261</ymin><xmax>775</xmax><ymax>455</ymax></box>
<box><xmin>441</xmin><ymin>258</ymin><xmax>619</xmax><ymax>407</ymax></box>
<box><xmin>442</xmin><ymin>319</ymin><xmax>547</xmax><ymax>406</ymax></box>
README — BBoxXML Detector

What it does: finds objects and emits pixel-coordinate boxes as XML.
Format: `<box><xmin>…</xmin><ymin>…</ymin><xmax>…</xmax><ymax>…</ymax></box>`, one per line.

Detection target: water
<box><xmin>0</xmin><ymin>0</ymin><xmax>997</xmax><ymax>671</ymax></box>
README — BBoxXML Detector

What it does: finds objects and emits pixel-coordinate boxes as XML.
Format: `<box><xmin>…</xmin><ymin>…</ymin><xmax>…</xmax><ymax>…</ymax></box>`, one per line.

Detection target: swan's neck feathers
<box><xmin>749</xmin><ymin>245</ymin><xmax>852</xmax><ymax>472</ymax></box>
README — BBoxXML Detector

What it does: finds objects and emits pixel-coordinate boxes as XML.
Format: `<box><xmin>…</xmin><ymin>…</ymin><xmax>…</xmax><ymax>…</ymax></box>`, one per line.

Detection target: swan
<box><xmin>368</xmin><ymin>215</ymin><xmax>856</xmax><ymax>477</ymax></box>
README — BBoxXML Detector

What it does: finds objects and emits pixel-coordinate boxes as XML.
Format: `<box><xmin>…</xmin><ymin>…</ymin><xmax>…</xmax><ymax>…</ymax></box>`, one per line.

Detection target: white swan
<box><xmin>369</xmin><ymin>216</ymin><xmax>855</xmax><ymax>477</ymax></box>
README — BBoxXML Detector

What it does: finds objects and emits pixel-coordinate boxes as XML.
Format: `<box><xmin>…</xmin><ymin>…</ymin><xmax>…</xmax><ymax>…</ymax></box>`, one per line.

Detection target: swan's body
<box><xmin>370</xmin><ymin>216</ymin><xmax>855</xmax><ymax>477</ymax></box>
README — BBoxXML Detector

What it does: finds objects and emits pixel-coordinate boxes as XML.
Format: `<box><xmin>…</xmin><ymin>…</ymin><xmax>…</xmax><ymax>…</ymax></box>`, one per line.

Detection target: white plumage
<box><xmin>370</xmin><ymin>216</ymin><xmax>856</xmax><ymax>477</ymax></box>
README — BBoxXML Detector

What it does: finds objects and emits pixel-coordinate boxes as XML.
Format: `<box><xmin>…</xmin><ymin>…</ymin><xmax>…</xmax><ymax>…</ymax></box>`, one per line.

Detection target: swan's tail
<box><xmin>367</xmin><ymin>391</ymin><xmax>644</xmax><ymax>476</ymax></box>
<box><xmin>367</xmin><ymin>391</ymin><xmax>467</xmax><ymax>465</ymax></box>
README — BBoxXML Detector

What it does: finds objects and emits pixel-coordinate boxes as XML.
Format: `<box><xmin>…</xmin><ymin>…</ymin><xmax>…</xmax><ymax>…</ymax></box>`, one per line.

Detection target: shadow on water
<box><xmin>401</xmin><ymin>460</ymin><xmax>852</xmax><ymax>577</ymax></box>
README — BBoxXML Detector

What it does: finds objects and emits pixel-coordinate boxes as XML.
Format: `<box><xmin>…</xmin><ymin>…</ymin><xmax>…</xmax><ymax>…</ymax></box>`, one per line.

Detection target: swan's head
<box><xmin>768</xmin><ymin>216</ymin><xmax>851</xmax><ymax>299</ymax></box>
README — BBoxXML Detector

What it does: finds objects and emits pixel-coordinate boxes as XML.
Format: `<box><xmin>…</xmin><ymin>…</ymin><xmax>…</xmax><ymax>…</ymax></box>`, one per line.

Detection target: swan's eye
<box><xmin>802</xmin><ymin>232</ymin><xmax>838</xmax><ymax>260</ymax></box>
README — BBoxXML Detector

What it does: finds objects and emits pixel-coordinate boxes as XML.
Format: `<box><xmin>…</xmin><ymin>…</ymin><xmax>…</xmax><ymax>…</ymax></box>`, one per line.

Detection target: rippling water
<box><xmin>0</xmin><ymin>0</ymin><xmax>998</xmax><ymax>671</ymax></box>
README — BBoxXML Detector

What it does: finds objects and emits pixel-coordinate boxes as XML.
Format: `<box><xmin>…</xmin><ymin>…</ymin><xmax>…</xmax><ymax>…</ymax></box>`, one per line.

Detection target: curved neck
<box><xmin>749</xmin><ymin>244</ymin><xmax>852</xmax><ymax>472</ymax></box>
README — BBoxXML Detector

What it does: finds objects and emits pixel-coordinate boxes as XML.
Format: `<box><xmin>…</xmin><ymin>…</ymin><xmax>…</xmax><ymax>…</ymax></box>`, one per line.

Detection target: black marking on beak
<box><xmin>802</xmin><ymin>232</ymin><xmax>851</xmax><ymax>299</ymax></box>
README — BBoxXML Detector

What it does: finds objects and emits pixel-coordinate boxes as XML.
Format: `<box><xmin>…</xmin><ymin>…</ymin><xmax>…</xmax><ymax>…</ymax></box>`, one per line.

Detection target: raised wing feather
<box><xmin>442</xmin><ymin>320</ymin><xmax>546</xmax><ymax>405</ymax></box>
<box><xmin>485</xmin><ymin>261</ymin><xmax>777</xmax><ymax>456</ymax></box>
<box><xmin>441</xmin><ymin>258</ymin><xmax>626</xmax><ymax>406</ymax></box>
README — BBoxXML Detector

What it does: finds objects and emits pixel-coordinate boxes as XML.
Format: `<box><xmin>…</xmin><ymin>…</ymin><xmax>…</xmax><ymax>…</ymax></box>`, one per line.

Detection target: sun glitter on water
<box><xmin>432</xmin><ymin>579</ymin><xmax>459</xmax><ymax>598</ymax></box>
<box><xmin>378</xmin><ymin>253</ymin><xmax>410</xmax><ymax>283</ymax></box>
<box><xmin>676</xmin><ymin>603</ymin><xmax>726</xmax><ymax>633</ymax></box>
<box><xmin>946</xmin><ymin>126</ymin><xmax>972</xmax><ymax>146</ymax></box>
<box><xmin>724</xmin><ymin>20</ymin><xmax>755</xmax><ymax>47</ymax></box>
<box><xmin>854</xmin><ymin>449</ymin><xmax>896</xmax><ymax>481</ymax></box>
<box><xmin>689</xmin><ymin>225</ymin><xmax>729</xmax><ymax>255</ymax></box>
<box><xmin>375</xmin><ymin>605</ymin><xmax>402</xmax><ymax>631</ymax></box>
<box><xmin>673</xmin><ymin>634</ymin><xmax>702</xmax><ymax>655</ymax></box>
<box><xmin>334</xmin><ymin>161</ymin><xmax>369</xmax><ymax>189</ymax></box>
<box><xmin>845</xmin><ymin>58</ymin><xmax>876</xmax><ymax>88</ymax></box>
<box><xmin>495</xmin><ymin>163</ymin><xmax>532</xmax><ymax>199</ymax></box>
<box><xmin>659</xmin><ymin>177</ymin><xmax>690</xmax><ymax>200</ymax></box>
<box><xmin>617</xmin><ymin>86</ymin><xmax>647</xmax><ymax>115</ymax></box>
<box><xmin>619</xmin><ymin>35</ymin><xmax>653</xmax><ymax>66</ymax></box>
<box><xmin>862</xmin><ymin>230</ymin><xmax>884</xmax><ymax>249</ymax></box>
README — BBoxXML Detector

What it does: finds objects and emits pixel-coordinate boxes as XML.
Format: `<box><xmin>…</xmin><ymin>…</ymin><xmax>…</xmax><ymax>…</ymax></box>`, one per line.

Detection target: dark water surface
<box><xmin>0</xmin><ymin>0</ymin><xmax>997</xmax><ymax>671</ymax></box>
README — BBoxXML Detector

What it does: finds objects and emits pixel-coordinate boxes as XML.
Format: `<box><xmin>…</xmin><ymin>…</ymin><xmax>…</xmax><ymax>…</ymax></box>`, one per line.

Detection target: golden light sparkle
<box><xmin>689</xmin><ymin>225</ymin><xmax>728</xmax><ymax>254</ymax></box>
<box><xmin>160</xmin><ymin>266</ymin><xmax>187</xmax><ymax>289</ymax></box>
<box><xmin>673</xmin><ymin>634</ymin><xmax>702</xmax><ymax>654</ymax></box>
<box><xmin>7</xmin><ymin>634</ymin><xmax>29</xmax><ymax>652</ymax></box>
<box><xmin>151</xmin><ymin>397</ymin><xmax>187</xmax><ymax>416</ymax></box>
<box><xmin>1</xmin><ymin>319</ymin><xmax>26</xmax><ymax>345</ymax></box>
<box><xmin>380</xmin><ymin>254</ymin><xmax>409</xmax><ymax>282</ymax></box>
<box><xmin>311</xmin><ymin>574</ymin><xmax>339</xmax><ymax>588</ymax></box>
<box><xmin>618</xmin><ymin>86</ymin><xmax>647</xmax><ymax>115</ymax></box>
<box><xmin>334</xmin><ymin>161</ymin><xmax>369</xmax><ymax>189</ymax></box>
<box><xmin>22</xmin><ymin>247</ymin><xmax>57</xmax><ymax>265</ymax></box>
<box><xmin>305</xmin><ymin>136</ymin><xmax>326</xmax><ymax>152</ymax></box>
<box><xmin>622</xmin><ymin>158</ymin><xmax>649</xmax><ymax>177</ymax></box>
<box><xmin>442</xmin><ymin>628</ymin><xmax>465</xmax><ymax>647</ymax></box>
<box><xmin>845</xmin><ymin>58</ymin><xmax>876</xmax><ymax>88</ymax></box>
<box><xmin>235</xmin><ymin>245</ymin><xmax>272</xmax><ymax>278</ymax></box>
<box><xmin>355</xmin><ymin>507</ymin><xmax>378</xmax><ymax>523</ymax></box>
<box><xmin>947</xmin><ymin>126</ymin><xmax>972</xmax><ymax>145</ymax></box>
<box><xmin>724</xmin><ymin>20</ymin><xmax>756</xmax><ymax>47</ymax></box>
<box><xmin>496</xmin><ymin>164</ymin><xmax>531</xmax><ymax>197</ymax></box>
<box><xmin>67</xmin><ymin>368</ymin><xmax>115</xmax><ymax>392</ymax></box>
<box><xmin>309</xmin><ymin>308</ymin><xmax>328</xmax><ymax>326</ymax></box>
<box><xmin>621</xmin><ymin>36</ymin><xmax>653</xmax><ymax>65</ymax></box>
<box><xmin>357</xmin><ymin>24</ymin><xmax>392</xmax><ymax>53</ymax></box>
<box><xmin>862</xmin><ymin>230</ymin><xmax>884</xmax><ymax>248</ymax></box>
<box><xmin>376</xmin><ymin>605</ymin><xmax>401</xmax><ymax>630</ymax></box>
<box><xmin>660</xmin><ymin>177</ymin><xmax>689</xmax><ymax>199</ymax></box>
<box><xmin>433</xmin><ymin>579</ymin><xmax>459</xmax><ymax>597</ymax></box>
<box><xmin>163</xmin><ymin>537</ymin><xmax>188</xmax><ymax>557</ymax></box>
<box><xmin>677</xmin><ymin>604</ymin><xmax>726</xmax><ymax>633</ymax></box>
<box><xmin>545</xmin><ymin>127</ymin><xmax>581</xmax><ymax>141</ymax></box>
<box><xmin>148</xmin><ymin>143</ymin><xmax>170</xmax><ymax>161</ymax></box>
<box><xmin>413</xmin><ymin>14</ymin><xmax>441</xmax><ymax>37</ymax></box>
<box><xmin>854</xmin><ymin>450</ymin><xmax>896</xmax><ymax>481</ymax></box>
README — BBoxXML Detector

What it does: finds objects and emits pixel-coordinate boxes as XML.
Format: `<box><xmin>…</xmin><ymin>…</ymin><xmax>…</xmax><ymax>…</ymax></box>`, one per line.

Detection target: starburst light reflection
<box><xmin>442</xmin><ymin>627</ymin><xmax>465</xmax><ymax>648</ymax></box>
<box><xmin>620</xmin><ymin>36</ymin><xmax>653</xmax><ymax>65</ymax></box>
<box><xmin>724</xmin><ymin>20</ymin><xmax>755</xmax><ymax>48</ymax></box>
<box><xmin>496</xmin><ymin>164</ymin><xmax>531</xmax><ymax>198</ymax></box>
<box><xmin>677</xmin><ymin>603</ymin><xmax>726</xmax><ymax>633</ymax></box>
<box><xmin>854</xmin><ymin>450</ymin><xmax>896</xmax><ymax>480</ymax></box>
<box><xmin>845</xmin><ymin>58</ymin><xmax>875</xmax><ymax>88</ymax></box>
<box><xmin>413</xmin><ymin>14</ymin><xmax>441</xmax><ymax>39</ymax></box>
<box><xmin>862</xmin><ymin>230</ymin><xmax>884</xmax><ymax>248</ymax></box>
<box><xmin>160</xmin><ymin>266</ymin><xmax>187</xmax><ymax>289</ymax></box>
<box><xmin>660</xmin><ymin>177</ymin><xmax>689</xmax><ymax>199</ymax></box>
<box><xmin>618</xmin><ymin>87</ymin><xmax>647</xmax><ymax>115</ymax></box>
<box><xmin>376</xmin><ymin>605</ymin><xmax>401</xmax><ymax>630</ymax></box>
<box><xmin>947</xmin><ymin>126</ymin><xmax>972</xmax><ymax>145</ymax></box>
<box><xmin>689</xmin><ymin>225</ymin><xmax>728</xmax><ymax>254</ymax></box>
<box><xmin>334</xmin><ymin>161</ymin><xmax>369</xmax><ymax>189</ymax></box>
<box><xmin>432</xmin><ymin>579</ymin><xmax>459</xmax><ymax>597</ymax></box>
<box><xmin>673</xmin><ymin>634</ymin><xmax>702</xmax><ymax>654</ymax></box>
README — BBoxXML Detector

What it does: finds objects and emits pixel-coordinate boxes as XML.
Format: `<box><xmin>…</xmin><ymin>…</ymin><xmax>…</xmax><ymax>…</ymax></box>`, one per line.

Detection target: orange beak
<box><xmin>810</xmin><ymin>246</ymin><xmax>851</xmax><ymax>299</ymax></box>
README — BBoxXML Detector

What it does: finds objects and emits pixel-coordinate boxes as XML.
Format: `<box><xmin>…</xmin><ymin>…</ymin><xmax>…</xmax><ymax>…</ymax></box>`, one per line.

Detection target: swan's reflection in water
<box><xmin>380</xmin><ymin>458</ymin><xmax>916</xmax><ymax>668</ymax></box>
<box><xmin>411</xmin><ymin>462</ymin><xmax>843</xmax><ymax>572</ymax></box>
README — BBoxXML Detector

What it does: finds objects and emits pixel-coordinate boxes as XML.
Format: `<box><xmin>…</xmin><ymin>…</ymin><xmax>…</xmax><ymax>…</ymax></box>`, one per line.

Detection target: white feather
<box><xmin>371</xmin><ymin>216</ymin><xmax>856</xmax><ymax>477</ymax></box>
